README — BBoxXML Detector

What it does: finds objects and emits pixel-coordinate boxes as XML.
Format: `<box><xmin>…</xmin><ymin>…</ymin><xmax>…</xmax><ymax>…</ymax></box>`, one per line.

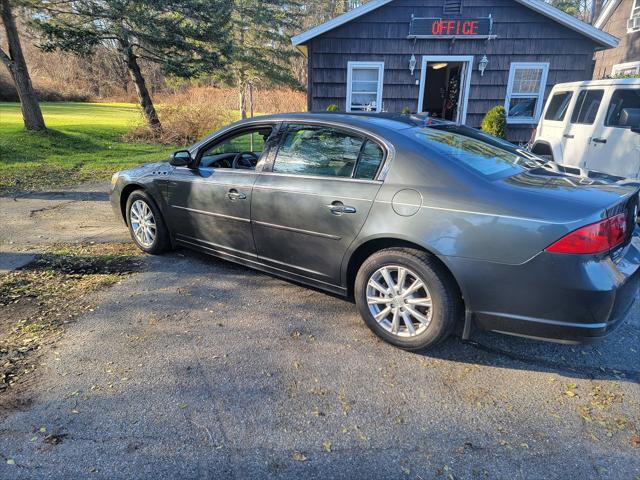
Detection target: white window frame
<box><xmin>504</xmin><ymin>62</ymin><xmax>550</xmax><ymax>125</ymax></box>
<box><xmin>629</xmin><ymin>0</ymin><xmax>640</xmax><ymax>33</ymax></box>
<box><xmin>346</xmin><ymin>61</ymin><xmax>384</xmax><ymax>113</ymax></box>
<box><xmin>612</xmin><ymin>61</ymin><xmax>640</xmax><ymax>76</ymax></box>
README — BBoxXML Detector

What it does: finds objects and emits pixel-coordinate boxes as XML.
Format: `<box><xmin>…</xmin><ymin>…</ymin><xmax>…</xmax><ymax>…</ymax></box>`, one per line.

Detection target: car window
<box><xmin>273</xmin><ymin>125</ymin><xmax>365</xmax><ymax>178</ymax></box>
<box><xmin>544</xmin><ymin>91</ymin><xmax>573</xmax><ymax>121</ymax></box>
<box><xmin>200</xmin><ymin>128</ymin><xmax>273</xmax><ymax>169</ymax></box>
<box><xmin>354</xmin><ymin>140</ymin><xmax>384</xmax><ymax>180</ymax></box>
<box><xmin>412</xmin><ymin>128</ymin><xmax>524</xmax><ymax>177</ymax></box>
<box><xmin>605</xmin><ymin>89</ymin><xmax>640</xmax><ymax>128</ymax></box>
<box><xmin>570</xmin><ymin>90</ymin><xmax>604</xmax><ymax>125</ymax></box>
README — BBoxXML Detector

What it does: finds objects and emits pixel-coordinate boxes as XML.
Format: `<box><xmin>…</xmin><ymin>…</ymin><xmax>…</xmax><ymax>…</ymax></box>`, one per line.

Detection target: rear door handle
<box><xmin>327</xmin><ymin>201</ymin><xmax>356</xmax><ymax>215</ymax></box>
<box><xmin>592</xmin><ymin>137</ymin><xmax>607</xmax><ymax>144</ymax></box>
<box><xmin>563</xmin><ymin>134</ymin><xmax>574</xmax><ymax>139</ymax></box>
<box><xmin>227</xmin><ymin>188</ymin><xmax>247</xmax><ymax>200</ymax></box>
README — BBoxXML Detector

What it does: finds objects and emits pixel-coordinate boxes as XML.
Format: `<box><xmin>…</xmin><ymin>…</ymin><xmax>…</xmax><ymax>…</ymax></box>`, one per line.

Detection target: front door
<box><xmin>584</xmin><ymin>87</ymin><xmax>640</xmax><ymax>179</ymax></box>
<box><xmin>251</xmin><ymin>123</ymin><xmax>386</xmax><ymax>286</ymax></box>
<box><xmin>167</xmin><ymin>125</ymin><xmax>276</xmax><ymax>261</ymax></box>
<box><xmin>561</xmin><ymin>88</ymin><xmax>604</xmax><ymax>168</ymax></box>
<box><xmin>418</xmin><ymin>56</ymin><xmax>473</xmax><ymax>124</ymax></box>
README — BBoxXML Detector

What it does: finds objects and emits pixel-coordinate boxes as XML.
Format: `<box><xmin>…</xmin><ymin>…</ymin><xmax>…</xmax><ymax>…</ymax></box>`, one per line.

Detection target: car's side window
<box><xmin>570</xmin><ymin>89</ymin><xmax>604</xmax><ymax>125</ymax></box>
<box><xmin>273</xmin><ymin>125</ymin><xmax>365</xmax><ymax>178</ymax></box>
<box><xmin>200</xmin><ymin>127</ymin><xmax>273</xmax><ymax>169</ymax></box>
<box><xmin>354</xmin><ymin>140</ymin><xmax>384</xmax><ymax>180</ymax></box>
<box><xmin>605</xmin><ymin>89</ymin><xmax>640</xmax><ymax>128</ymax></box>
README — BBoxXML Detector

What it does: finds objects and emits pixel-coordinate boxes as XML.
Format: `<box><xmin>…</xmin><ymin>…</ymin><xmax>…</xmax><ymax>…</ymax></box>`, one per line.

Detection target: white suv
<box><xmin>532</xmin><ymin>79</ymin><xmax>640</xmax><ymax>179</ymax></box>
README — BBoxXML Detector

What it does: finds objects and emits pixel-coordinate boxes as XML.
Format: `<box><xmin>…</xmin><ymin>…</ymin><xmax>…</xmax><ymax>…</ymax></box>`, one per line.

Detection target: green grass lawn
<box><xmin>0</xmin><ymin>102</ymin><xmax>178</xmax><ymax>193</ymax></box>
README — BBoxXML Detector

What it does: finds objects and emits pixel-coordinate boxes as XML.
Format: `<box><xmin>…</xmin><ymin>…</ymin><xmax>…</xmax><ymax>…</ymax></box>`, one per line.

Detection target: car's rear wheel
<box><xmin>125</xmin><ymin>190</ymin><xmax>171</xmax><ymax>254</ymax></box>
<box><xmin>355</xmin><ymin>248</ymin><xmax>461</xmax><ymax>350</ymax></box>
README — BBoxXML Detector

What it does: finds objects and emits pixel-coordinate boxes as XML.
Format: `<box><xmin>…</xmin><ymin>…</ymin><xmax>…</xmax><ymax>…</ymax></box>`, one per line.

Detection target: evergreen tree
<box><xmin>225</xmin><ymin>0</ymin><xmax>303</xmax><ymax>118</ymax></box>
<box><xmin>0</xmin><ymin>0</ymin><xmax>46</xmax><ymax>130</ymax></box>
<box><xmin>33</xmin><ymin>0</ymin><xmax>231</xmax><ymax>131</ymax></box>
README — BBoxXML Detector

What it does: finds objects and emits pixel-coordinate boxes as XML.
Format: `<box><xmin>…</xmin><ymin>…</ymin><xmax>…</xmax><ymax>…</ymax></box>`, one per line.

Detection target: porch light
<box><xmin>479</xmin><ymin>55</ymin><xmax>489</xmax><ymax>76</ymax></box>
<box><xmin>431</xmin><ymin>62</ymin><xmax>448</xmax><ymax>70</ymax></box>
<box><xmin>409</xmin><ymin>54</ymin><xmax>417</xmax><ymax>75</ymax></box>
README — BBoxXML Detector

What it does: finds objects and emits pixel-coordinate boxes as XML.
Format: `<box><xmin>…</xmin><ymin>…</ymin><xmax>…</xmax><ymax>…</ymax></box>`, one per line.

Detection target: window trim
<box><xmin>504</xmin><ymin>62</ymin><xmax>550</xmax><ymax>125</ymax></box>
<box><xmin>629</xmin><ymin>0</ymin><xmax>640</xmax><ymax>33</ymax></box>
<box><xmin>611</xmin><ymin>61</ymin><xmax>640</xmax><ymax>76</ymax></box>
<box><xmin>266</xmin><ymin>122</ymin><xmax>389</xmax><ymax>182</ymax></box>
<box><xmin>346</xmin><ymin>61</ymin><xmax>385</xmax><ymax>113</ymax></box>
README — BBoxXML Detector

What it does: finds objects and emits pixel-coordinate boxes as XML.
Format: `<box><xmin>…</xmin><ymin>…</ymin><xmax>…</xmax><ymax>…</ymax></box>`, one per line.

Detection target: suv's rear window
<box><xmin>544</xmin><ymin>91</ymin><xmax>573</xmax><ymax>121</ymax></box>
<box><xmin>412</xmin><ymin>128</ymin><xmax>524</xmax><ymax>177</ymax></box>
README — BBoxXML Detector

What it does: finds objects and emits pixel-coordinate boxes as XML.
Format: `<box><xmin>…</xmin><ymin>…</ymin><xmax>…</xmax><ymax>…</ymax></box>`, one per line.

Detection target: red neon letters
<box><xmin>431</xmin><ymin>19</ymin><xmax>479</xmax><ymax>36</ymax></box>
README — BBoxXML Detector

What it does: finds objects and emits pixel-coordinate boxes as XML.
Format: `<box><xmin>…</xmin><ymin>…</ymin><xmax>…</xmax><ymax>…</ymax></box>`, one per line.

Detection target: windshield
<box><xmin>412</xmin><ymin>127</ymin><xmax>525</xmax><ymax>178</ymax></box>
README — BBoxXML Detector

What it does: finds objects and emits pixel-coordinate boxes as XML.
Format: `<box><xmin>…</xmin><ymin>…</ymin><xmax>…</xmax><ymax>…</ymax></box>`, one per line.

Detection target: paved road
<box><xmin>0</xmin><ymin>184</ymin><xmax>639</xmax><ymax>479</ymax></box>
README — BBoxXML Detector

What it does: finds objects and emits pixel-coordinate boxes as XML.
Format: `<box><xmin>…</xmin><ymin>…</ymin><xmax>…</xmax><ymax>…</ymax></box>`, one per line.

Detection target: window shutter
<box><xmin>443</xmin><ymin>0</ymin><xmax>462</xmax><ymax>15</ymax></box>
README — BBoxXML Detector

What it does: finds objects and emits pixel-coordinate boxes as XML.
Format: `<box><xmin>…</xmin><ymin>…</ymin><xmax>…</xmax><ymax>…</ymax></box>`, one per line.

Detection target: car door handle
<box><xmin>592</xmin><ymin>137</ymin><xmax>607</xmax><ymax>144</ymax></box>
<box><xmin>563</xmin><ymin>134</ymin><xmax>574</xmax><ymax>139</ymax></box>
<box><xmin>327</xmin><ymin>201</ymin><xmax>356</xmax><ymax>215</ymax></box>
<box><xmin>227</xmin><ymin>189</ymin><xmax>247</xmax><ymax>200</ymax></box>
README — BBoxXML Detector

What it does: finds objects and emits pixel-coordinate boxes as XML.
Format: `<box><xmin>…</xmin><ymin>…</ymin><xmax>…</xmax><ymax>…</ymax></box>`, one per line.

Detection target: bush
<box><xmin>326</xmin><ymin>104</ymin><xmax>339</xmax><ymax>112</ymax></box>
<box><xmin>481</xmin><ymin>106</ymin><xmax>507</xmax><ymax>139</ymax></box>
<box><xmin>401</xmin><ymin>106</ymin><xmax>411</xmax><ymax>114</ymax></box>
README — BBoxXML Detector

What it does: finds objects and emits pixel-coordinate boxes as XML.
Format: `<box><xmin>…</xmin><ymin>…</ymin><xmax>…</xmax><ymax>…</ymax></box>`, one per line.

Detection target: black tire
<box><xmin>125</xmin><ymin>190</ymin><xmax>171</xmax><ymax>254</ymax></box>
<box><xmin>354</xmin><ymin>248</ymin><xmax>461</xmax><ymax>350</ymax></box>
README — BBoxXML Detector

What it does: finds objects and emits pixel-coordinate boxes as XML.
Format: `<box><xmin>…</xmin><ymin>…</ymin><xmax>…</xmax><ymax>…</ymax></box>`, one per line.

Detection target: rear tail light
<box><xmin>546</xmin><ymin>213</ymin><xmax>628</xmax><ymax>255</ymax></box>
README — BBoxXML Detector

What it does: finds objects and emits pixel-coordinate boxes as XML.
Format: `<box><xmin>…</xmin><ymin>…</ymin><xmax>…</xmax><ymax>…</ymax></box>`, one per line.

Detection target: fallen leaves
<box><xmin>322</xmin><ymin>441</ymin><xmax>332</xmax><ymax>452</ymax></box>
<box><xmin>292</xmin><ymin>452</ymin><xmax>307</xmax><ymax>462</ymax></box>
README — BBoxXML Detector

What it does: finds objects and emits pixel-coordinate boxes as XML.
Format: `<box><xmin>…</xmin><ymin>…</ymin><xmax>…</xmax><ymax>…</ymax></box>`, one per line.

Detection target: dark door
<box><xmin>251</xmin><ymin>123</ymin><xmax>386</xmax><ymax>286</ymax></box>
<box><xmin>167</xmin><ymin>125</ymin><xmax>276</xmax><ymax>261</ymax></box>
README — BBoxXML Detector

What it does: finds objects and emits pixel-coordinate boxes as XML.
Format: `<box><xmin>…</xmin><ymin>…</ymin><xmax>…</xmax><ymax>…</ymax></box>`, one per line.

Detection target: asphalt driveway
<box><xmin>0</xmin><ymin>184</ymin><xmax>638</xmax><ymax>479</ymax></box>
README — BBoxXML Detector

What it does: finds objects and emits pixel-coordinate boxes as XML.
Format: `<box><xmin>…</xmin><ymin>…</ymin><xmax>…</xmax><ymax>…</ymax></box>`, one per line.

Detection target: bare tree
<box><xmin>0</xmin><ymin>0</ymin><xmax>45</xmax><ymax>130</ymax></box>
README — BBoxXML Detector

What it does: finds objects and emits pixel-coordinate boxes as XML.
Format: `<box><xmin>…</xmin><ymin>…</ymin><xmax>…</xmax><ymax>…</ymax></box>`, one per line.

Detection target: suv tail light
<box><xmin>546</xmin><ymin>213</ymin><xmax>628</xmax><ymax>255</ymax></box>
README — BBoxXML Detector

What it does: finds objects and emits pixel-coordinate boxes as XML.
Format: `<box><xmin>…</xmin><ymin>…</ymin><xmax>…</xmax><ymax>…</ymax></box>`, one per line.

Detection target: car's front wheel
<box><xmin>125</xmin><ymin>190</ymin><xmax>171</xmax><ymax>254</ymax></box>
<box><xmin>355</xmin><ymin>248</ymin><xmax>461</xmax><ymax>350</ymax></box>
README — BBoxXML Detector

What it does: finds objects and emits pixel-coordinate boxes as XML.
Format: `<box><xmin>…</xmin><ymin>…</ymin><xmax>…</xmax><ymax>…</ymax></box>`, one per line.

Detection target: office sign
<box><xmin>409</xmin><ymin>17</ymin><xmax>493</xmax><ymax>38</ymax></box>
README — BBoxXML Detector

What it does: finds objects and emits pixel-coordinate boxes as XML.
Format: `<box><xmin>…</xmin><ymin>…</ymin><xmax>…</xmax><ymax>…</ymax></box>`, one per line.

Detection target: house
<box><xmin>593</xmin><ymin>0</ymin><xmax>640</xmax><ymax>78</ymax></box>
<box><xmin>292</xmin><ymin>0</ymin><xmax>618</xmax><ymax>143</ymax></box>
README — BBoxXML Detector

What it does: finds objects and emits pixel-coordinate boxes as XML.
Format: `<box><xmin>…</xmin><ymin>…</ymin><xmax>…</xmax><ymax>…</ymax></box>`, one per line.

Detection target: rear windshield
<box><xmin>412</xmin><ymin>128</ymin><xmax>525</xmax><ymax>177</ymax></box>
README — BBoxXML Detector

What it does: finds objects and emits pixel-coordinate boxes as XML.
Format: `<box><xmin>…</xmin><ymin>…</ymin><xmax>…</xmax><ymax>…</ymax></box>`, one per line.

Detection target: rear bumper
<box><xmin>446</xmin><ymin>232</ymin><xmax>640</xmax><ymax>344</ymax></box>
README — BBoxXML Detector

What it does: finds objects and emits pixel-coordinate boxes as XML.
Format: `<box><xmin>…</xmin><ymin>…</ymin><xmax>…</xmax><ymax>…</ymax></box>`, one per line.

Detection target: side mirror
<box><xmin>170</xmin><ymin>150</ymin><xmax>192</xmax><ymax>167</ymax></box>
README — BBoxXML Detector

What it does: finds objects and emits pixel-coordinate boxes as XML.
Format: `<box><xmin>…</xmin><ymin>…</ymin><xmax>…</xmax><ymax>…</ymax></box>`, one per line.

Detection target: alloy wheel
<box><xmin>366</xmin><ymin>265</ymin><xmax>433</xmax><ymax>337</ymax></box>
<box><xmin>130</xmin><ymin>199</ymin><xmax>157</xmax><ymax>248</ymax></box>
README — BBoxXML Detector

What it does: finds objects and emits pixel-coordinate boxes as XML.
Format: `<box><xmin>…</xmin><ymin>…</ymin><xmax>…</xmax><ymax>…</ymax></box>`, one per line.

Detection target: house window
<box><xmin>612</xmin><ymin>61</ymin><xmax>640</xmax><ymax>76</ymax></box>
<box><xmin>504</xmin><ymin>63</ymin><xmax>549</xmax><ymax>124</ymax></box>
<box><xmin>629</xmin><ymin>0</ymin><xmax>640</xmax><ymax>32</ymax></box>
<box><xmin>346</xmin><ymin>61</ymin><xmax>384</xmax><ymax>113</ymax></box>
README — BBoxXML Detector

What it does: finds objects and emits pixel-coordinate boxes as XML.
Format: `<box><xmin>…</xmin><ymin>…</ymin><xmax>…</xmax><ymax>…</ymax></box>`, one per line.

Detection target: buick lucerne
<box><xmin>110</xmin><ymin>113</ymin><xmax>640</xmax><ymax>350</ymax></box>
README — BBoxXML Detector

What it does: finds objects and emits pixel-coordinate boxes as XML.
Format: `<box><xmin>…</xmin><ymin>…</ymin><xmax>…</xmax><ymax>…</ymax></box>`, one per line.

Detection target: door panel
<box><xmin>584</xmin><ymin>88</ymin><xmax>640</xmax><ymax>179</ymax></box>
<box><xmin>251</xmin><ymin>174</ymin><xmax>381</xmax><ymax>285</ymax></box>
<box><xmin>561</xmin><ymin>89</ymin><xmax>604</xmax><ymax>168</ymax></box>
<box><xmin>167</xmin><ymin>168</ymin><xmax>258</xmax><ymax>260</ymax></box>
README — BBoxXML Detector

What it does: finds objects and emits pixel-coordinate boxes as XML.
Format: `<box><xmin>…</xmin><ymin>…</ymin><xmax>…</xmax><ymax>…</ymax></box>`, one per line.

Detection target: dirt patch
<box><xmin>0</xmin><ymin>243</ymin><xmax>144</xmax><ymax>398</ymax></box>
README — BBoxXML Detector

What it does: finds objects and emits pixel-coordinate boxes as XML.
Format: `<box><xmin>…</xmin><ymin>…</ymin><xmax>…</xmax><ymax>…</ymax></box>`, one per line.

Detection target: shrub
<box><xmin>326</xmin><ymin>104</ymin><xmax>339</xmax><ymax>112</ymax></box>
<box><xmin>401</xmin><ymin>106</ymin><xmax>411</xmax><ymax>114</ymax></box>
<box><xmin>481</xmin><ymin>105</ymin><xmax>507</xmax><ymax>139</ymax></box>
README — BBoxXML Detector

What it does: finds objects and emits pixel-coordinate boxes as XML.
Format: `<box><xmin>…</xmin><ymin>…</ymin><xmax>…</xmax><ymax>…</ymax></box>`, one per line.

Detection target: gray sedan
<box><xmin>110</xmin><ymin>113</ymin><xmax>640</xmax><ymax>350</ymax></box>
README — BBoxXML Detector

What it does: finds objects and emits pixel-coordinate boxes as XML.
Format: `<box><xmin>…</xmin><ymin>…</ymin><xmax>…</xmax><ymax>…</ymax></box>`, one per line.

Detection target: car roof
<box><xmin>550</xmin><ymin>78</ymin><xmax>640</xmax><ymax>89</ymax></box>
<box><xmin>236</xmin><ymin>112</ymin><xmax>456</xmax><ymax>132</ymax></box>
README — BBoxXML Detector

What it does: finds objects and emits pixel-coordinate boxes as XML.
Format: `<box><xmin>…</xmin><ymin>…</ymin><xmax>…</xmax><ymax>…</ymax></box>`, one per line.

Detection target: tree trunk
<box><xmin>123</xmin><ymin>48</ymin><xmax>161</xmax><ymax>132</ymax></box>
<box><xmin>238</xmin><ymin>81</ymin><xmax>247</xmax><ymax>120</ymax></box>
<box><xmin>0</xmin><ymin>0</ymin><xmax>46</xmax><ymax>131</ymax></box>
<box><xmin>248</xmin><ymin>82</ymin><xmax>254</xmax><ymax>118</ymax></box>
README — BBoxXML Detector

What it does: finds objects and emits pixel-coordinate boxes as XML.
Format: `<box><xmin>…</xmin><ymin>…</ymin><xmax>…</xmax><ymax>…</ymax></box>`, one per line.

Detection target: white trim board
<box><xmin>595</xmin><ymin>0</ymin><xmax>622</xmax><ymax>28</ymax></box>
<box><xmin>291</xmin><ymin>0</ymin><xmax>618</xmax><ymax>50</ymax></box>
<box><xmin>417</xmin><ymin>55</ymin><xmax>474</xmax><ymax>124</ymax></box>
